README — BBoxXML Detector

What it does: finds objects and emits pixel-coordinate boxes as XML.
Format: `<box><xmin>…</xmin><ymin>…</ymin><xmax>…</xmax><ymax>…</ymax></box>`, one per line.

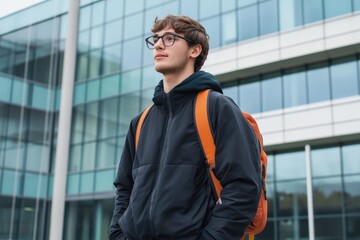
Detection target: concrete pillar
<box><xmin>49</xmin><ymin>0</ymin><xmax>79</xmax><ymax>239</ymax></box>
<box><xmin>305</xmin><ymin>144</ymin><xmax>315</xmax><ymax>240</ymax></box>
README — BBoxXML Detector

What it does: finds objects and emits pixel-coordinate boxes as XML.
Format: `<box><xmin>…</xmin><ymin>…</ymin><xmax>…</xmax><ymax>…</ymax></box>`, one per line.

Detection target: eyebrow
<box><xmin>153</xmin><ymin>31</ymin><xmax>176</xmax><ymax>37</ymax></box>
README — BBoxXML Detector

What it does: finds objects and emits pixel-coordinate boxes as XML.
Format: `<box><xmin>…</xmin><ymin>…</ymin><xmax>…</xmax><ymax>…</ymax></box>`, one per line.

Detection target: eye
<box><xmin>152</xmin><ymin>36</ymin><xmax>159</xmax><ymax>44</ymax></box>
<box><xmin>163</xmin><ymin>34</ymin><xmax>175</xmax><ymax>43</ymax></box>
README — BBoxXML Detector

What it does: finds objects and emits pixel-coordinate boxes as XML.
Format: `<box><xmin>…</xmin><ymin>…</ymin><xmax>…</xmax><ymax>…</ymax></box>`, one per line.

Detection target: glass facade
<box><xmin>223</xmin><ymin>55</ymin><xmax>360</xmax><ymax>114</ymax></box>
<box><xmin>1</xmin><ymin>0</ymin><xmax>360</xmax><ymax>239</ymax></box>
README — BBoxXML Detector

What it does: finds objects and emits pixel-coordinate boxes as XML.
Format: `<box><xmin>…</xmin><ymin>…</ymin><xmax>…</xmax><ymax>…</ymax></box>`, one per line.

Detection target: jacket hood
<box><xmin>152</xmin><ymin>71</ymin><xmax>223</xmax><ymax>105</ymax></box>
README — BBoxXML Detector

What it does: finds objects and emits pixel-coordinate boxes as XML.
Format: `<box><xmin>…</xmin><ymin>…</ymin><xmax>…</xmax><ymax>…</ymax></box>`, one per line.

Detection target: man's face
<box><xmin>152</xmin><ymin>27</ymin><xmax>193</xmax><ymax>75</ymax></box>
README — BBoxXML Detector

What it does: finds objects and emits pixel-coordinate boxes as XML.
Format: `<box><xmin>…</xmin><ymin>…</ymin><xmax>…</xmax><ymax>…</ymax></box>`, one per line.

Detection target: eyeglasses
<box><xmin>145</xmin><ymin>32</ymin><xmax>195</xmax><ymax>49</ymax></box>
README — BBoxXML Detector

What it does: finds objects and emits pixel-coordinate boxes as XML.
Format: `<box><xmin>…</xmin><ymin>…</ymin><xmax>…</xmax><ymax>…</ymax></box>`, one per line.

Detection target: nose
<box><xmin>154</xmin><ymin>38</ymin><xmax>165</xmax><ymax>50</ymax></box>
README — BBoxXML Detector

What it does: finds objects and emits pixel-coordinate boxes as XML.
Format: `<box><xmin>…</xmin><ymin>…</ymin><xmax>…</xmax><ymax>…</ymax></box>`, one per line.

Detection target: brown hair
<box><xmin>151</xmin><ymin>15</ymin><xmax>209</xmax><ymax>72</ymax></box>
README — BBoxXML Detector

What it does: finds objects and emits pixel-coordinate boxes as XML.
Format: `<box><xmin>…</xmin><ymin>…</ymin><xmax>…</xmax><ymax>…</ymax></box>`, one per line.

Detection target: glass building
<box><xmin>0</xmin><ymin>0</ymin><xmax>360</xmax><ymax>239</ymax></box>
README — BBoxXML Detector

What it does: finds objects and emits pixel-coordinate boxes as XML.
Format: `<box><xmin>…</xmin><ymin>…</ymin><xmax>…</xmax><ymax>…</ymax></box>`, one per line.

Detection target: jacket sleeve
<box><xmin>109</xmin><ymin>117</ymin><xmax>138</xmax><ymax>240</ymax></box>
<box><xmin>202</xmin><ymin>92</ymin><xmax>261</xmax><ymax>240</ymax></box>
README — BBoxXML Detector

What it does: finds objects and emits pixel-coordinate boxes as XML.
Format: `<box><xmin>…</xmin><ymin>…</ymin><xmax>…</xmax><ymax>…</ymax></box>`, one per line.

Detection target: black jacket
<box><xmin>109</xmin><ymin>71</ymin><xmax>261</xmax><ymax>240</ymax></box>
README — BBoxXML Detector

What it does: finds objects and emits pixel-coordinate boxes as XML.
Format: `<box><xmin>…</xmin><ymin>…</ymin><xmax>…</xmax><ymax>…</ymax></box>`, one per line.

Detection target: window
<box><xmin>239</xmin><ymin>80</ymin><xmax>260</xmax><ymax>113</ymax></box>
<box><xmin>122</xmin><ymin>38</ymin><xmax>142</xmax><ymax>70</ymax></box>
<box><xmin>83</xmin><ymin>102</ymin><xmax>99</xmax><ymax>142</ymax></box>
<box><xmin>119</xmin><ymin>93</ymin><xmax>140</xmax><ymax>135</ymax></box>
<box><xmin>99</xmin><ymin>98</ymin><xmax>119</xmax><ymax>139</ymax></box>
<box><xmin>324</xmin><ymin>0</ymin><xmax>352</xmax><ymax>19</ymax></box>
<box><xmin>283</xmin><ymin>68</ymin><xmax>307</xmax><ymax>108</ymax></box>
<box><xmin>343</xmin><ymin>175</ymin><xmax>360</xmax><ymax>212</ymax></box>
<box><xmin>275</xmin><ymin>151</ymin><xmax>306</xmax><ymax>180</ymax></box>
<box><xmin>97</xmin><ymin>139</ymin><xmax>117</xmax><ymax>168</ymax></box>
<box><xmin>80</xmin><ymin>172</ymin><xmax>94</xmax><ymax>193</ymax></box>
<box><xmin>276</xmin><ymin>180</ymin><xmax>308</xmax><ymax>216</ymax></box>
<box><xmin>355</xmin><ymin>0</ymin><xmax>360</xmax><ymax>11</ymax></box>
<box><xmin>124</xmin><ymin>13</ymin><xmax>143</xmax><ymax>40</ymax></box>
<box><xmin>303</xmin><ymin>0</ymin><xmax>323</xmax><ymax>24</ymax></box>
<box><xmin>313</xmin><ymin>177</ymin><xmax>342</xmax><ymax>214</ymax></box>
<box><xmin>95</xmin><ymin>169</ymin><xmax>114</xmax><ymax>192</ymax></box>
<box><xmin>201</xmin><ymin>17</ymin><xmax>220</xmax><ymax>49</ymax></box>
<box><xmin>238</xmin><ymin>5</ymin><xmax>258</xmax><ymax>41</ymax></box>
<box><xmin>199</xmin><ymin>0</ymin><xmax>220</xmax><ymax>19</ymax></box>
<box><xmin>104</xmin><ymin>20</ymin><xmax>123</xmax><ymax>46</ymax></box>
<box><xmin>102</xmin><ymin>44</ymin><xmax>122</xmax><ymax>76</ymax></box>
<box><xmin>0</xmin><ymin>75</ymin><xmax>12</xmax><ymax>102</ymax></box>
<box><xmin>223</xmin><ymin>84</ymin><xmax>238</xmax><ymax>105</ymax></box>
<box><xmin>331</xmin><ymin>57</ymin><xmax>358</xmax><ymax>100</ymax></box>
<box><xmin>314</xmin><ymin>217</ymin><xmax>343</xmax><ymax>239</ymax></box>
<box><xmin>106</xmin><ymin>0</ymin><xmax>124</xmax><ymax>22</ymax></box>
<box><xmin>101</xmin><ymin>74</ymin><xmax>120</xmax><ymax>99</ymax></box>
<box><xmin>261</xmin><ymin>73</ymin><xmax>282</xmax><ymax>112</ymax></box>
<box><xmin>180</xmin><ymin>0</ymin><xmax>198</xmax><ymax>19</ymax></box>
<box><xmin>307</xmin><ymin>63</ymin><xmax>331</xmax><ymax>103</ymax></box>
<box><xmin>91</xmin><ymin>1</ymin><xmax>105</xmax><ymax>27</ymax></box>
<box><xmin>259</xmin><ymin>0</ymin><xmax>279</xmax><ymax>35</ymax></box>
<box><xmin>342</xmin><ymin>144</ymin><xmax>360</xmax><ymax>174</ymax></box>
<box><xmin>312</xmin><ymin>147</ymin><xmax>341</xmax><ymax>177</ymax></box>
<box><xmin>279</xmin><ymin>0</ymin><xmax>303</xmax><ymax>30</ymax></box>
<box><xmin>221</xmin><ymin>12</ymin><xmax>237</xmax><ymax>45</ymax></box>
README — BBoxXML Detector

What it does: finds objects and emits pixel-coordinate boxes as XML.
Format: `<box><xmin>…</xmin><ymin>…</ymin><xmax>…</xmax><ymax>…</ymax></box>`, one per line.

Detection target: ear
<box><xmin>189</xmin><ymin>44</ymin><xmax>202</xmax><ymax>59</ymax></box>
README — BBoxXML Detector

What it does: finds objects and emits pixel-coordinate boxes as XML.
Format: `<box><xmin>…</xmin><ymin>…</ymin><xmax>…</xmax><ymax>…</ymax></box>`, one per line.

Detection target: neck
<box><xmin>163</xmin><ymin>68</ymin><xmax>194</xmax><ymax>93</ymax></box>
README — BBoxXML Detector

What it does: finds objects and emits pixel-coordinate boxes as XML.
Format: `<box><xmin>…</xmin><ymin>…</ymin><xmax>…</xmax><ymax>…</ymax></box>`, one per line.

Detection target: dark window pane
<box><xmin>266</xmin><ymin>182</ymin><xmax>275</xmax><ymax>218</ymax></box>
<box><xmin>313</xmin><ymin>177</ymin><xmax>342</xmax><ymax>214</ymax></box>
<box><xmin>344</xmin><ymin>175</ymin><xmax>360</xmax><ymax>213</ymax></box>
<box><xmin>276</xmin><ymin>180</ymin><xmax>308</xmax><ymax>217</ymax></box>
<box><xmin>347</xmin><ymin>216</ymin><xmax>360</xmax><ymax>239</ymax></box>
<box><xmin>256</xmin><ymin>220</ymin><xmax>275</xmax><ymax>239</ymax></box>
<box><xmin>278</xmin><ymin>218</ymin><xmax>309</xmax><ymax>240</ymax></box>
<box><xmin>314</xmin><ymin>217</ymin><xmax>343</xmax><ymax>239</ymax></box>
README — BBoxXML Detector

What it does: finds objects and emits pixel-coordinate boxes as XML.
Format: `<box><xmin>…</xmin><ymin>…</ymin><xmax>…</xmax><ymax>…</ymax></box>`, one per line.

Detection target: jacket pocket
<box><xmin>119</xmin><ymin>206</ymin><xmax>138</xmax><ymax>239</ymax></box>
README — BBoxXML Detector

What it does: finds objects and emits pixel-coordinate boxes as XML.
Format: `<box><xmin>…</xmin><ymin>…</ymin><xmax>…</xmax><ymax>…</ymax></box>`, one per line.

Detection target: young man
<box><xmin>109</xmin><ymin>15</ymin><xmax>261</xmax><ymax>240</ymax></box>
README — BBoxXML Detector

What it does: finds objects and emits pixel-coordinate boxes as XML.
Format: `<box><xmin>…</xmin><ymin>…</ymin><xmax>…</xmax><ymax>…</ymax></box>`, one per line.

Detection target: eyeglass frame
<box><xmin>145</xmin><ymin>32</ymin><xmax>195</xmax><ymax>49</ymax></box>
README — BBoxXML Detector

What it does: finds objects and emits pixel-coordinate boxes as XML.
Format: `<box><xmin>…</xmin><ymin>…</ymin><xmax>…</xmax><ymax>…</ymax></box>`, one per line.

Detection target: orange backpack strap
<box><xmin>195</xmin><ymin>89</ymin><xmax>223</xmax><ymax>199</ymax></box>
<box><xmin>135</xmin><ymin>104</ymin><xmax>153</xmax><ymax>150</ymax></box>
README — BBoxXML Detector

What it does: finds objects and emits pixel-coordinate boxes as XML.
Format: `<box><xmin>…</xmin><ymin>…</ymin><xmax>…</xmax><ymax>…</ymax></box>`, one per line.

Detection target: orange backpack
<box><xmin>135</xmin><ymin>89</ymin><xmax>268</xmax><ymax>240</ymax></box>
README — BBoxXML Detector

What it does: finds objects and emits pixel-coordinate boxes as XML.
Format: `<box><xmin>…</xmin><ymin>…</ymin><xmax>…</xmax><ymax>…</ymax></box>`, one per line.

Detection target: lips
<box><xmin>154</xmin><ymin>53</ymin><xmax>167</xmax><ymax>60</ymax></box>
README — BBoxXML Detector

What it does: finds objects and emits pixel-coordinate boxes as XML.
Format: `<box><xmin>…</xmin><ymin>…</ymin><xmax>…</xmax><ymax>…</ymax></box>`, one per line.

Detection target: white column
<box><xmin>305</xmin><ymin>144</ymin><xmax>315</xmax><ymax>240</ymax></box>
<box><xmin>49</xmin><ymin>0</ymin><xmax>79</xmax><ymax>239</ymax></box>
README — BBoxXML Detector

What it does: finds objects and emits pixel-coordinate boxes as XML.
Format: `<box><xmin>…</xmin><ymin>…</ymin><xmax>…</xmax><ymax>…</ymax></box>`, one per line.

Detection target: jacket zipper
<box><xmin>149</xmin><ymin>94</ymin><xmax>173</xmax><ymax>237</ymax></box>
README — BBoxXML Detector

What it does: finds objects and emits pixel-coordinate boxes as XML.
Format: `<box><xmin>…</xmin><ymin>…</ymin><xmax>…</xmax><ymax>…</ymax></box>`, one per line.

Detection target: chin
<box><xmin>154</xmin><ymin>64</ymin><xmax>170</xmax><ymax>74</ymax></box>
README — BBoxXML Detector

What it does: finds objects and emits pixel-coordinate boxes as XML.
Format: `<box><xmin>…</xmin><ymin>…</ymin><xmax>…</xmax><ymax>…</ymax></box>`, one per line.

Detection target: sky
<box><xmin>0</xmin><ymin>0</ymin><xmax>44</xmax><ymax>18</ymax></box>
